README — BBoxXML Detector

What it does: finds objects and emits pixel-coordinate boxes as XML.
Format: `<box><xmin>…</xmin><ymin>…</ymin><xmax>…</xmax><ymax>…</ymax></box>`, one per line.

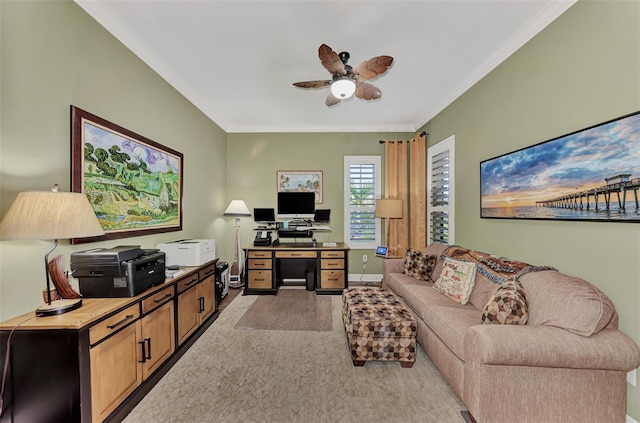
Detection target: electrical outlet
<box><xmin>362</xmin><ymin>255</ymin><xmax>368</xmax><ymax>263</ymax></box>
<box><xmin>628</xmin><ymin>369</ymin><xmax>636</xmax><ymax>386</ymax></box>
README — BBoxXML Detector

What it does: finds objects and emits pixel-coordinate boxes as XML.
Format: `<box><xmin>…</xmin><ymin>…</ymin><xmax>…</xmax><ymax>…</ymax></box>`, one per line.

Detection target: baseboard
<box><xmin>627</xmin><ymin>414</ymin><xmax>639</xmax><ymax>423</ymax></box>
<box><xmin>348</xmin><ymin>273</ymin><xmax>383</xmax><ymax>284</ymax></box>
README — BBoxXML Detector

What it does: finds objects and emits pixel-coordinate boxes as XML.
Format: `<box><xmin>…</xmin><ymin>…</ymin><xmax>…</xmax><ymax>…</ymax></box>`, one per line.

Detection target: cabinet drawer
<box><xmin>176</xmin><ymin>273</ymin><xmax>200</xmax><ymax>294</ymax></box>
<box><xmin>320</xmin><ymin>270</ymin><xmax>345</xmax><ymax>289</ymax></box>
<box><xmin>199</xmin><ymin>263</ymin><xmax>216</xmax><ymax>280</ymax></box>
<box><xmin>247</xmin><ymin>270</ymin><xmax>272</xmax><ymax>289</ymax></box>
<box><xmin>321</xmin><ymin>250</ymin><xmax>344</xmax><ymax>258</ymax></box>
<box><xmin>248</xmin><ymin>258</ymin><xmax>272</xmax><ymax>269</ymax></box>
<box><xmin>90</xmin><ymin>304</ymin><xmax>140</xmax><ymax>345</ymax></box>
<box><xmin>321</xmin><ymin>259</ymin><xmax>344</xmax><ymax>269</ymax></box>
<box><xmin>248</xmin><ymin>250</ymin><xmax>272</xmax><ymax>259</ymax></box>
<box><xmin>141</xmin><ymin>285</ymin><xmax>175</xmax><ymax>315</ymax></box>
<box><xmin>275</xmin><ymin>251</ymin><xmax>317</xmax><ymax>258</ymax></box>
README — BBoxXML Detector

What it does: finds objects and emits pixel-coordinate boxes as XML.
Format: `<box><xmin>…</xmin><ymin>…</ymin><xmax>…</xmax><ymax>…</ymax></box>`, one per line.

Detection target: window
<box><xmin>427</xmin><ymin>135</ymin><xmax>455</xmax><ymax>245</ymax></box>
<box><xmin>344</xmin><ymin>156</ymin><xmax>381</xmax><ymax>249</ymax></box>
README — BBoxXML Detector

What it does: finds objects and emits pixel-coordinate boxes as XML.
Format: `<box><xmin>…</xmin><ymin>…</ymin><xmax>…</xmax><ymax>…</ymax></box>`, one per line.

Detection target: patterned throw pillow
<box><xmin>433</xmin><ymin>258</ymin><xmax>477</xmax><ymax>304</ymax></box>
<box><xmin>481</xmin><ymin>279</ymin><xmax>529</xmax><ymax>325</ymax></box>
<box><xmin>403</xmin><ymin>249</ymin><xmax>437</xmax><ymax>281</ymax></box>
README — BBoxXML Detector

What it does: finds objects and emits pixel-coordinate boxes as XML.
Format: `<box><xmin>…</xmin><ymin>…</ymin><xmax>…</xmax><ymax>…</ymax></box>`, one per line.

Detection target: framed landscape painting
<box><xmin>480</xmin><ymin>111</ymin><xmax>640</xmax><ymax>223</ymax></box>
<box><xmin>277</xmin><ymin>170</ymin><xmax>323</xmax><ymax>203</ymax></box>
<box><xmin>71</xmin><ymin>106</ymin><xmax>183</xmax><ymax>243</ymax></box>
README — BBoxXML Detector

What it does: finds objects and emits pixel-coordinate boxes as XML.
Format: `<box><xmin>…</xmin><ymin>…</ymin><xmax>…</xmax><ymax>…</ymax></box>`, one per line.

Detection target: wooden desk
<box><xmin>244</xmin><ymin>242</ymin><xmax>349</xmax><ymax>295</ymax></box>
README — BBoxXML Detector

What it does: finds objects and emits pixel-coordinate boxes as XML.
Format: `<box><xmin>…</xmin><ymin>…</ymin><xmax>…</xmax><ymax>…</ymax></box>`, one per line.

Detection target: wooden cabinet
<box><xmin>0</xmin><ymin>260</ymin><xmax>217</xmax><ymax>423</ymax></box>
<box><xmin>177</xmin><ymin>263</ymin><xmax>216</xmax><ymax>345</ymax></box>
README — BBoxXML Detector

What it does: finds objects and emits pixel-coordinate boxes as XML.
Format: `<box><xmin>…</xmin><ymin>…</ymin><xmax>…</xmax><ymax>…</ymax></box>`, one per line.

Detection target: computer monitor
<box><xmin>314</xmin><ymin>209</ymin><xmax>330</xmax><ymax>223</ymax></box>
<box><xmin>253</xmin><ymin>208</ymin><xmax>275</xmax><ymax>223</ymax></box>
<box><xmin>277</xmin><ymin>191</ymin><xmax>315</xmax><ymax>219</ymax></box>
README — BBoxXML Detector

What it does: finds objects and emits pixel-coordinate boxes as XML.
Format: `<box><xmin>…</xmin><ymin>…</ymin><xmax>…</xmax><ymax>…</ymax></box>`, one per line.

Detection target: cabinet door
<box><xmin>141</xmin><ymin>300</ymin><xmax>175</xmax><ymax>379</ymax></box>
<box><xmin>177</xmin><ymin>285</ymin><xmax>199</xmax><ymax>345</ymax></box>
<box><xmin>198</xmin><ymin>275</ymin><xmax>216</xmax><ymax>323</ymax></box>
<box><xmin>90</xmin><ymin>321</ymin><xmax>142</xmax><ymax>423</ymax></box>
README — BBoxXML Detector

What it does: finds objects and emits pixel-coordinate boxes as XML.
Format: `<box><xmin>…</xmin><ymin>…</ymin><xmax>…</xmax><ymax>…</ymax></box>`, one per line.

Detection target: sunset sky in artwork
<box><xmin>481</xmin><ymin>112</ymin><xmax>640</xmax><ymax>209</ymax></box>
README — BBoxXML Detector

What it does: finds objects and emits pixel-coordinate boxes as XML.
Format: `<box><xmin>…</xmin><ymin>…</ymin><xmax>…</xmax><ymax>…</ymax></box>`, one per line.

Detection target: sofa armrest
<box><xmin>382</xmin><ymin>258</ymin><xmax>404</xmax><ymax>276</ymax></box>
<box><xmin>464</xmin><ymin>324</ymin><xmax>640</xmax><ymax>371</ymax></box>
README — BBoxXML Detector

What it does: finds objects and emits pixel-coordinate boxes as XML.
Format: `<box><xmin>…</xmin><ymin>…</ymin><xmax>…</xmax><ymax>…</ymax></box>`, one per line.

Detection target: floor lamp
<box><xmin>0</xmin><ymin>185</ymin><xmax>105</xmax><ymax>316</ymax></box>
<box><xmin>375</xmin><ymin>199</ymin><xmax>403</xmax><ymax>254</ymax></box>
<box><xmin>224</xmin><ymin>200</ymin><xmax>251</xmax><ymax>288</ymax></box>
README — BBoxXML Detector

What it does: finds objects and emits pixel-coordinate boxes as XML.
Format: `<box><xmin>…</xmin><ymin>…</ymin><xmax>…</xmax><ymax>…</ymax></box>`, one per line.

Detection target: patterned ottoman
<box><xmin>342</xmin><ymin>287</ymin><xmax>417</xmax><ymax>368</ymax></box>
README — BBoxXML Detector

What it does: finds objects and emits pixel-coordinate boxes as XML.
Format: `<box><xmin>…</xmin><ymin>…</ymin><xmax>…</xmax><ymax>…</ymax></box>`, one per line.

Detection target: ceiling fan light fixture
<box><xmin>330</xmin><ymin>77</ymin><xmax>356</xmax><ymax>99</ymax></box>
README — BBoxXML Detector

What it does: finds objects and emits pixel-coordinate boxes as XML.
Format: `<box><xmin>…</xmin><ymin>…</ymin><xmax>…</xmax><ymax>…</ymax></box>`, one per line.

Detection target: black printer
<box><xmin>71</xmin><ymin>246</ymin><xmax>166</xmax><ymax>298</ymax></box>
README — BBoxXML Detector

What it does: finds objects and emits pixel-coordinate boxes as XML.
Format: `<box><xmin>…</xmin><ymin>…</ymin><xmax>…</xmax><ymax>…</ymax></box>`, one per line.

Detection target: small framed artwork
<box><xmin>71</xmin><ymin>106</ymin><xmax>183</xmax><ymax>243</ymax></box>
<box><xmin>277</xmin><ymin>170</ymin><xmax>323</xmax><ymax>203</ymax></box>
<box><xmin>480</xmin><ymin>110</ymin><xmax>640</xmax><ymax>223</ymax></box>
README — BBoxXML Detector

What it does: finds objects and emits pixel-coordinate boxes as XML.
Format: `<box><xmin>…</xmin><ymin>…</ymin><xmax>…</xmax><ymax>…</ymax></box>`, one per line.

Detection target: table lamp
<box><xmin>0</xmin><ymin>185</ymin><xmax>105</xmax><ymax>316</ymax></box>
<box><xmin>375</xmin><ymin>199</ymin><xmax>403</xmax><ymax>250</ymax></box>
<box><xmin>224</xmin><ymin>200</ymin><xmax>251</xmax><ymax>288</ymax></box>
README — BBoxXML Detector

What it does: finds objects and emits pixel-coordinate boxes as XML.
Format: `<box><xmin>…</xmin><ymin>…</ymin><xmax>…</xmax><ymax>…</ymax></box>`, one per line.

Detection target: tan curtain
<box><xmin>383</xmin><ymin>132</ymin><xmax>427</xmax><ymax>255</ymax></box>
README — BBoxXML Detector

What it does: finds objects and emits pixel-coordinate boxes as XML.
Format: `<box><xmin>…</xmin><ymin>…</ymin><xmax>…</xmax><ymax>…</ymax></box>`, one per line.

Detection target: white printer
<box><xmin>157</xmin><ymin>239</ymin><xmax>215</xmax><ymax>267</ymax></box>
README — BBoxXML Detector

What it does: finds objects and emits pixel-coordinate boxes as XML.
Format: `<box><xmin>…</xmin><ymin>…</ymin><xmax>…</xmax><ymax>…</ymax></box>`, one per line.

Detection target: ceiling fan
<box><xmin>293</xmin><ymin>44</ymin><xmax>393</xmax><ymax>106</ymax></box>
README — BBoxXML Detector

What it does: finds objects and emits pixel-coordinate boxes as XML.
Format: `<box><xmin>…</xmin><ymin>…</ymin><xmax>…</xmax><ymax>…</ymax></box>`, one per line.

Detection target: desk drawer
<box><xmin>248</xmin><ymin>258</ymin><xmax>272</xmax><ymax>269</ymax></box>
<box><xmin>90</xmin><ymin>304</ymin><xmax>140</xmax><ymax>345</ymax></box>
<box><xmin>321</xmin><ymin>251</ymin><xmax>344</xmax><ymax>258</ymax></box>
<box><xmin>248</xmin><ymin>250</ymin><xmax>272</xmax><ymax>259</ymax></box>
<box><xmin>320</xmin><ymin>270</ymin><xmax>345</xmax><ymax>289</ymax></box>
<box><xmin>199</xmin><ymin>263</ymin><xmax>216</xmax><ymax>280</ymax></box>
<box><xmin>275</xmin><ymin>251</ymin><xmax>317</xmax><ymax>259</ymax></box>
<box><xmin>247</xmin><ymin>270</ymin><xmax>272</xmax><ymax>289</ymax></box>
<box><xmin>321</xmin><ymin>259</ymin><xmax>344</xmax><ymax>269</ymax></box>
<box><xmin>141</xmin><ymin>285</ymin><xmax>175</xmax><ymax>315</ymax></box>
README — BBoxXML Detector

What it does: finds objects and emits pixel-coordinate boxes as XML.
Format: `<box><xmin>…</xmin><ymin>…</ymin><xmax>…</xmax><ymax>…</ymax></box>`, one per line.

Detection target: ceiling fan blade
<box><xmin>355</xmin><ymin>56</ymin><xmax>394</xmax><ymax>81</ymax></box>
<box><xmin>319</xmin><ymin>44</ymin><xmax>346</xmax><ymax>75</ymax></box>
<box><xmin>325</xmin><ymin>93</ymin><xmax>341</xmax><ymax>106</ymax></box>
<box><xmin>354</xmin><ymin>82</ymin><xmax>382</xmax><ymax>100</ymax></box>
<box><xmin>293</xmin><ymin>80</ymin><xmax>331</xmax><ymax>89</ymax></box>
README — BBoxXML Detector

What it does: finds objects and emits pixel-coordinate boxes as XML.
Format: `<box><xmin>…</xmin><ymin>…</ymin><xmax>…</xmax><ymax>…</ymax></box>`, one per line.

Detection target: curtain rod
<box><xmin>378</xmin><ymin>131</ymin><xmax>428</xmax><ymax>144</ymax></box>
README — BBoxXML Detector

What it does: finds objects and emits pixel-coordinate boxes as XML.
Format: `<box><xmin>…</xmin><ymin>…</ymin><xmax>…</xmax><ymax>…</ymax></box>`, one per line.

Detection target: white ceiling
<box><xmin>75</xmin><ymin>0</ymin><xmax>576</xmax><ymax>133</ymax></box>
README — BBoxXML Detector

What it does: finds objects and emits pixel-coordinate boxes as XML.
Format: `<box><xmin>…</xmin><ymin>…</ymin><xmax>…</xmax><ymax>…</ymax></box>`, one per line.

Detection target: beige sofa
<box><xmin>382</xmin><ymin>243</ymin><xmax>640</xmax><ymax>423</ymax></box>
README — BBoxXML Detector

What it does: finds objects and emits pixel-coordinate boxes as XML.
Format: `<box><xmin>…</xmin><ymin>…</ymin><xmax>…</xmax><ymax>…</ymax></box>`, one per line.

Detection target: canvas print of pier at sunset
<box><xmin>481</xmin><ymin>111</ymin><xmax>640</xmax><ymax>222</ymax></box>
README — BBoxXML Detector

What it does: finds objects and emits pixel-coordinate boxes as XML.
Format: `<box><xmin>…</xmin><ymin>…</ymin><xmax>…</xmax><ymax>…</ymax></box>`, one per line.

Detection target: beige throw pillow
<box><xmin>433</xmin><ymin>258</ymin><xmax>477</xmax><ymax>304</ymax></box>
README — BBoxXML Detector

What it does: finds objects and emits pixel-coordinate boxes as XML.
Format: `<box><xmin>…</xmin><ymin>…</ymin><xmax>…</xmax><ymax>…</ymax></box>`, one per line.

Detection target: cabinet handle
<box><xmin>255</xmin><ymin>278</ymin><xmax>265</xmax><ymax>281</ymax></box>
<box><xmin>198</xmin><ymin>297</ymin><xmax>204</xmax><ymax>313</ymax></box>
<box><xmin>328</xmin><ymin>278</ymin><xmax>338</xmax><ymax>281</ymax></box>
<box><xmin>139</xmin><ymin>340</ymin><xmax>147</xmax><ymax>363</ymax></box>
<box><xmin>255</xmin><ymin>263</ymin><xmax>265</xmax><ymax>266</ymax></box>
<box><xmin>184</xmin><ymin>278</ymin><xmax>198</xmax><ymax>287</ymax></box>
<box><xmin>153</xmin><ymin>293</ymin><xmax>172</xmax><ymax>303</ymax></box>
<box><xmin>145</xmin><ymin>338</ymin><xmax>152</xmax><ymax>360</ymax></box>
<box><xmin>202</xmin><ymin>269</ymin><xmax>215</xmax><ymax>277</ymax></box>
<box><xmin>107</xmin><ymin>314</ymin><xmax>134</xmax><ymax>330</ymax></box>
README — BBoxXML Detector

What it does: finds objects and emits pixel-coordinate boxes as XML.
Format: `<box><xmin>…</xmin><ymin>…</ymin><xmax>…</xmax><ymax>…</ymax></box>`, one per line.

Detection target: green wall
<box><xmin>420</xmin><ymin>0</ymin><xmax>640</xmax><ymax>418</ymax></box>
<box><xmin>0</xmin><ymin>1</ymin><xmax>227</xmax><ymax>319</ymax></box>
<box><xmin>226</xmin><ymin>132</ymin><xmax>410</xmax><ymax>275</ymax></box>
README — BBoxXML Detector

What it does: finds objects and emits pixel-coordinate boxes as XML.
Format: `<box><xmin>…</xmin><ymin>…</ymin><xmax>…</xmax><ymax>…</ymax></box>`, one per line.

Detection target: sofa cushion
<box><xmin>481</xmin><ymin>279</ymin><xmax>528</xmax><ymax>325</ymax></box>
<box><xmin>401</xmin><ymin>282</ymin><xmax>473</xmax><ymax>321</ymax></box>
<box><xmin>403</xmin><ymin>248</ymin><xmax>437</xmax><ymax>281</ymax></box>
<box><xmin>383</xmin><ymin>272</ymin><xmax>424</xmax><ymax>300</ymax></box>
<box><xmin>433</xmin><ymin>258</ymin><xmax>477</xmax><ymax>305</ymax></box>
<box><xmin>519</xmin><ymin>270</ymin><xmax>615</xmax><ymax>336</ymax></box>
<box><xmin>423</xmin><ymin>305</ymin><xmax>480</xmax><ymax>361</ymax></box>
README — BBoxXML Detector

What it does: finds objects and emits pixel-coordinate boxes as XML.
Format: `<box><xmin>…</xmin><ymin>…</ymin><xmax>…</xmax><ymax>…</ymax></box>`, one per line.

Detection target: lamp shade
<box><xmin>0</xmin><ymin>191</ymin><xmax>105</xmax><ymax>240</ymax></box>
<box><xmin>224</xmin><ymin>200</ymin><xmax>251</xmax><ymax>216</ymax></box>
<box><xmin>330</xmin><ymin>78</ymin><xmax>356</xmax><ymax>99</ymax></box>
<box><xmin>375</xmin><ymin>199</ymin><xmax>403</xmax><ymax>219</ymax></box>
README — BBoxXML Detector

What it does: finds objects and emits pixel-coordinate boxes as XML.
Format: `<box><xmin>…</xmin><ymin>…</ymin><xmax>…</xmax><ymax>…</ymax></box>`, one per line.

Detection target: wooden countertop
<box><xmin>0</xmin><ymin>263</ymin><xmax>211</xmax><ymax>331</ymax></box>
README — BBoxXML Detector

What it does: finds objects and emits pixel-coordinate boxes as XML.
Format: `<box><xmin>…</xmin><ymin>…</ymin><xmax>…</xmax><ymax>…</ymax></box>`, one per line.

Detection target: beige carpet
<box><xmin>235</xmin><ymin>289</ymin><xmax>333</xmax><ymax>331</ymax></box>
<box><xmin>122</xmin><ymin>294</ymin><xmax>466</xmax><ymax>423</ymax></box>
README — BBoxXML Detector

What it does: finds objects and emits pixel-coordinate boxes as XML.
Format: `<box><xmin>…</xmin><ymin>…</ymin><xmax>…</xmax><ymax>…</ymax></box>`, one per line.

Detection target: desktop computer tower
<box><xmin>215</xmin><ymin>261</ymin><xmax>229</xmax><ymax>304</ymax></box>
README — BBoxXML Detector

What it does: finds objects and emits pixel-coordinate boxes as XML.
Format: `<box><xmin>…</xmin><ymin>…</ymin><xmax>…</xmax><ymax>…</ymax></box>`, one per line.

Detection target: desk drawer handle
<box><xmin>254</xmin><ymin>263</ymin><xmax>265</xmax><ymax>266</ymax></box>
<box><xmin>327</xmin><ymin>263</ymin><xmax>340</xmax><ymax>267</ymax></box>
<box><xmin>255</xmin><ymin>278</ymin><xmax>265</xmax><ymax>281</ymax></box>
<box><xmin>153</xmin><ymin>293</ymin><xmax>172</xmax><ymax>303</ymax></box>
<box><xmin>202</xmin><ymin>269</ymin><xmax>215</xmax><ymax>277</ymax></box>
<box><xmin>328</xmin><ymin>278</ymin><xmax>339</xmax><ymax>282</ymax></box>
<box><xmin>107</xmin><ymin>314</ymin><xmax>134</xmax><ymax>330</ymax></box>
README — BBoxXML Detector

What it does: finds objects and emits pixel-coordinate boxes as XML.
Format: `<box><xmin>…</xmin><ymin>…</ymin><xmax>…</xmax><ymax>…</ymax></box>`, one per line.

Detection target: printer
<box><xmin>71</xmin><ymin>246</ymin><xmax>165</xmax><ymax>298</ymax></box>
<box><xmin>156</xmin><ymin>239</ymin><xmax>215</xmax><ymax>267</ymax></box>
